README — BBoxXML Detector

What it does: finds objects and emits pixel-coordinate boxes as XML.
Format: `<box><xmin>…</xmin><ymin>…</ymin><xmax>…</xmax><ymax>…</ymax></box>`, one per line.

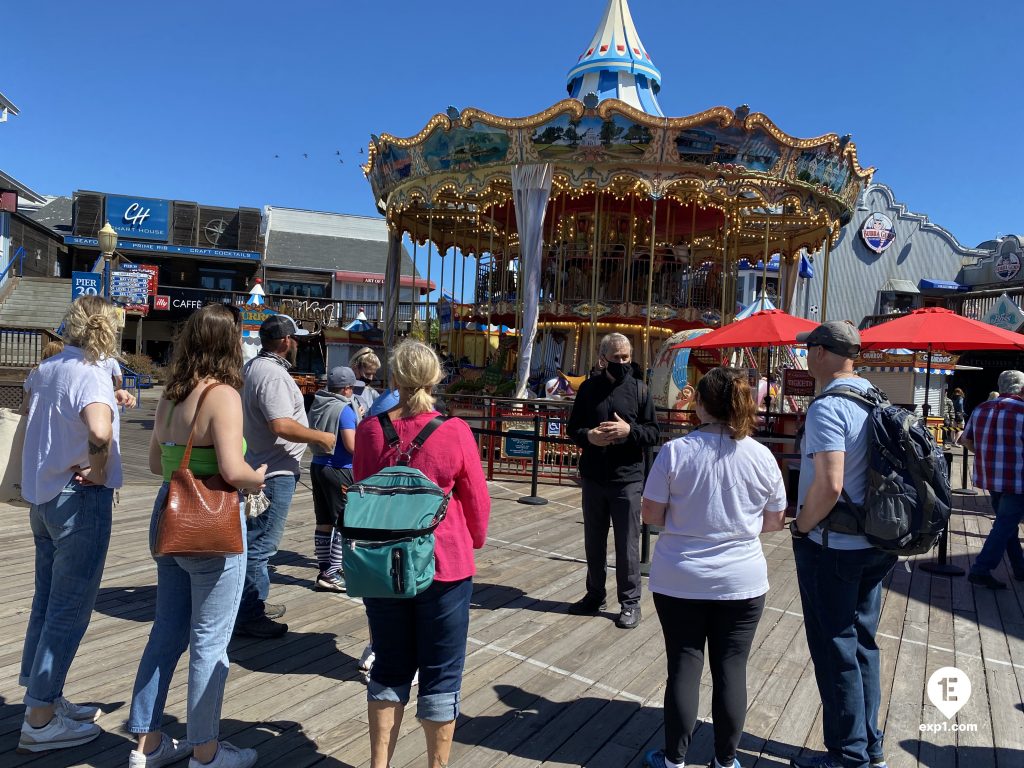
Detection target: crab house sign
<box><xmin>861</xmin><ymin>213</ymin><xmax>896</xmax><ymax>254</ymax></box>
<box><xmin>995</xmin><ymin>250</ymin><xmax>1022</xmax><ymax>282</ymax></box>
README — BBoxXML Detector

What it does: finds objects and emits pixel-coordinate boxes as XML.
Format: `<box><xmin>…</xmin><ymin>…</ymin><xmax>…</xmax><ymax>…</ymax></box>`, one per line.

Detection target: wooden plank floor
<box><xmin>1</xmin><ymin>393</ymin><xmax>1022</xmax><ymax>766</ymax></box>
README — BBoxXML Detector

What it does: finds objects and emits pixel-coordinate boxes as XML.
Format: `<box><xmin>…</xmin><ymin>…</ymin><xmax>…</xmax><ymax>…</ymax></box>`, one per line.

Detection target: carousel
<box><xmin>364</xmin><ymin>0</ymin><xmax>873</xmax><ymax>396</ymax></box>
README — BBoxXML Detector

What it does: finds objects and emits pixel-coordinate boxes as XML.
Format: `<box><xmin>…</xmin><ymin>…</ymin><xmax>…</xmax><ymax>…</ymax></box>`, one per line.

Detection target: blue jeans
<box><xmin>971</xmin><ymin>492</ymin><xmax>1024</xmax><ymax>577</ymax></box>
<box><xmin>20</xmin><ymin>482</ymin><xmax>113</xmax><ymax>708</ymax></box>
<box><xmin>127</xmin><ymin>484</ymin><xmax>246</xmax><ymax>745</ymax></box>
<box><xmin>237</xmin><ymin>474</ymin><xmax>296</xmax><ymax>622</ymax></box>
<box><xmin>364</xmin><ymin>578</ymin><xmax>473</xmax><ymax>721</ymax></box>
<box><xmin>793</xmin><ymin>537</ymin><xmax>896</xmax><ymax>768</ymax></box>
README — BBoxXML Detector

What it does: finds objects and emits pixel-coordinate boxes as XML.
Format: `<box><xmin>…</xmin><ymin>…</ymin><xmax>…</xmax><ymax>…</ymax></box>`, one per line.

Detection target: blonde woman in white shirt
<box><xmin>17</xmin><ymin>296</ymin><xmax>125</xmax><ymax>754</ymax></box>
<box><xmin>641</xmin><ymin>367</ymin><xmax>787</xmax><ymax>768</ymax></box>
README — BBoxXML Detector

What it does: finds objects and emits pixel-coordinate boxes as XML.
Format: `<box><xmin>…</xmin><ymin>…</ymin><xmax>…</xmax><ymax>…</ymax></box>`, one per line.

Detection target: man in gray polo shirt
<box><xmin>235</xmin><ymin>314</ymin><xmax>336</xmax><ymax>638</ymax></box>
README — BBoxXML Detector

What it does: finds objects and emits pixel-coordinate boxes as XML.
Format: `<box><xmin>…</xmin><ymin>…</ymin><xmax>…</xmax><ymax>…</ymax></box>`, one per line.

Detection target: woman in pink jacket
<box><xmin>353</xmin><ymin>339</ymin><xmax>490</xmax><ymax>768</ymax></box>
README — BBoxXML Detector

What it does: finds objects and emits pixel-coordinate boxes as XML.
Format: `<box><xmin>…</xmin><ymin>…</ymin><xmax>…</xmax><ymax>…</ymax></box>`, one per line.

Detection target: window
<box><xmin>268</xmin><ymin>280</ymin><xmax>326</xmax><ymax>298</ymax></box>
<box><xmin>199</xmin><ymin>268</ymin><xmax>235</xmax><ymax>291</ymax></box>
<box><xmin>877</xmin><ymin>290</ymin><xmax>917</xmax><ymax>315</ymax></box>
<box><xmin>338</xmin><ymin>281</ymin><xmax>383</xmax><ymax>302</ymax></box>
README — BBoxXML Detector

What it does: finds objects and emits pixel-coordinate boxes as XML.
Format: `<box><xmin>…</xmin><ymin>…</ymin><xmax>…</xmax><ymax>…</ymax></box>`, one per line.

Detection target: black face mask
<box><xmin>605</xmin><ymin>360</ymin><xmax>630</xmax><ymax>383</ymax></box>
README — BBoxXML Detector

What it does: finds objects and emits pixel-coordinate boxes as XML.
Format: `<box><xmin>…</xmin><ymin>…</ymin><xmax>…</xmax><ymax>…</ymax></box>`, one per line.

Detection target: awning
<box><xmin>918</xmin><ymin>278</ymin><xmax>963</xmax><ymax>291</ymax></box>
<box><xmin>880</xmin><ymin>278</ymin><xmax>919</xmax><ymax>294</ymax></box>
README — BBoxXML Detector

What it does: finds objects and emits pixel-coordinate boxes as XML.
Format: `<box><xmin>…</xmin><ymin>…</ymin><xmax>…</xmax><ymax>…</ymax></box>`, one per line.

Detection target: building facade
<box><xmin>66</xmin><ymin>190</ymin><xmax>263</xmax><ymax>362</ymax></box>
<box><xmin>795</xmin><ymin>183</ymin><xmax>985</xmax><ymax>327</ymax></box>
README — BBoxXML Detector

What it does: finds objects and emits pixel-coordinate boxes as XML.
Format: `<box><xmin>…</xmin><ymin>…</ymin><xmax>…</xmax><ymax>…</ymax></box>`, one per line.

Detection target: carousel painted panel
<box><xmin>421</xmin><ymin>123</ymin><xmax>514</xmax><ymax>173</ymax></box>
<box><xmin>650</xmin><ymin>328</ymin><xmax>714</xmax><ymax>410</ymax></box>
<box><xmin>529</xmin><ymin>113</ymin><xmax>654</xmax><ymax>162</ymax></box>
<box><xmin>673</xmin><ymin>123</ymin><xmax>783</xmax><ymax>173</ymax></box>
<box><xmin>791</xmin><ymin>145</ymin><xmax>852</xmax><ymax>196</ymax></box>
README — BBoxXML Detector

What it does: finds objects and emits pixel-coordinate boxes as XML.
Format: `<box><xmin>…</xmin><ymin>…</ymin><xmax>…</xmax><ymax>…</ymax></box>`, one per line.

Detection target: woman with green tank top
<box><xmin>126</xmin><ymin>304</ymin><xmax>266</xmax><ymax>768</ymax></box>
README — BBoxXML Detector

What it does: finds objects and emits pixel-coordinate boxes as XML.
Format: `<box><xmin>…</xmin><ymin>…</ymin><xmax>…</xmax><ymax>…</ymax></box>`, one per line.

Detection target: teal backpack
<box><xmin>341</xmin><ymin>414</ymin><xmax>450</xmax><ymax>598</ymax></box>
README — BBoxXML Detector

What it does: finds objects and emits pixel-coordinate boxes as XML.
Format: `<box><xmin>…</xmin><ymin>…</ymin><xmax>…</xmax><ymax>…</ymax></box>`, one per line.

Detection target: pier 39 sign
<box><xmin>861</xmin><ymin>213</ymin><xmax>896</xmax><ymax>254</ymax></box>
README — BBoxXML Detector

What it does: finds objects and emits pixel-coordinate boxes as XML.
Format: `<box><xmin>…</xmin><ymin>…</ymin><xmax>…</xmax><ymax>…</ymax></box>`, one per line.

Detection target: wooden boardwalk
<box><xmin>1</xmin><ymin>394</ymin><xmax>1023</xmax><ymax>767</ymax></box>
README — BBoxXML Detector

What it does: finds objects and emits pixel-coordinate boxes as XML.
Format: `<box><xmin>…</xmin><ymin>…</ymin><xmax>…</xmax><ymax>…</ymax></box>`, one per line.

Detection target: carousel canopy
<box><xmin>566</xmin><ymin>0</ymin><xmax>663</xmax><ymax>116</ymax></box>
<box><xmin>363</xmin><ymin>0</ymin><xmax>875</xmax><ymax>342</ymax></box>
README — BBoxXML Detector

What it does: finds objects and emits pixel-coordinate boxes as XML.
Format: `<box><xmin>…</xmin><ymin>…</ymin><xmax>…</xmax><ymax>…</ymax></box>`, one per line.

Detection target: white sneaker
<box><xmin>358</xmin><ymin>644</ymin><xmax>375</xmax><ymax>670</ymax></box>
<box><xmin>359</xmin><ymin>644</ymin><xmax>375</xmax><ymax>682</ymax></box>
<box><xmin>55</xmin><ymin>695</ymin><xmax>101</xmax><ymax>722</ymax></box>
<box><xmin>17</xmin><ymin>712</ymin><xmax>102</xmax><ymax>753</ymax></box>
<box><xmin>188</xmin><ymin>741</ymin><xmax>257</xmax><ymax>768</ymax></box>
<box><xmin>129</xmin><ymin>733</ymin><xmax>193</xmax><ymax>767</ymax></box>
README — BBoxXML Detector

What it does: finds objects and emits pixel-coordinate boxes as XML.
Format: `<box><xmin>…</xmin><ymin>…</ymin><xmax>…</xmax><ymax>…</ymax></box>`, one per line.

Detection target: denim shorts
<box><xmin>363</xmin><ymin>577</ymin><xmax>473</xmax><ymax>722</ymax></box>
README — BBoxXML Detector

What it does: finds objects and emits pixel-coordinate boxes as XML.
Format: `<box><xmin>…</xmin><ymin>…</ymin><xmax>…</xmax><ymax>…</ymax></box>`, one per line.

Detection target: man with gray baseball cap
<box><xmin>788</xmin><ymin>319</ymin><xmax>897</xmax><ymax>768</ymax></box>
<box><xmin>794</xmin><ymin>320</ymin><xmax>862</xmax><ymax>359</ymax></box>
<box><xmin>306</xmin><ymin>366</ymin><xmax>361</xmax><ymax>593</ymax></box>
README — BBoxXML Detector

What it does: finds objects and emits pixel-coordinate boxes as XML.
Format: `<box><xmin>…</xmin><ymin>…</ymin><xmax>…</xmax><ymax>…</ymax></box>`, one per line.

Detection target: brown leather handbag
<box><xmin>154</xmin><ymin>383</ymin><xmax>243</xmax><ymax>557</ymax></box>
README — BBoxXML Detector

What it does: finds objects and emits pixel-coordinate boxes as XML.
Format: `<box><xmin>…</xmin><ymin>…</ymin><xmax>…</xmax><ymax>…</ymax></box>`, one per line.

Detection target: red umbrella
<box><xmin>672</xmin><ymin>309</ymin><xmax>819</xmax><ymax>421</ymax></box>
<box><xmin>859</xmin><ymin>307</ymin><xmax>1024</xmax><ymax>420</ymax></box>
<box><xmin>859</xmin><ymin>307</ymin><xmax>1024</xmax><ymax>351</ymax></box>
<box><xmin>671</xmin><ymin>309</ymin><xmax>820</xmax><ymax>350</ymax></box>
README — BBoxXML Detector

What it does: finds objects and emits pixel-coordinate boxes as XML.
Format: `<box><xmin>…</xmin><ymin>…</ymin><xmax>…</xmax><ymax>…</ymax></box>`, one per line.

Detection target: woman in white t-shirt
<box><xmin>641</xmin><ymin>367</ymin><xmax>787</xmax><ymax>768</ymax></box>
<box><xmin>18</xmin><ymin>296</ymin><xmax>125</xmax><ymax>755</ymax></box>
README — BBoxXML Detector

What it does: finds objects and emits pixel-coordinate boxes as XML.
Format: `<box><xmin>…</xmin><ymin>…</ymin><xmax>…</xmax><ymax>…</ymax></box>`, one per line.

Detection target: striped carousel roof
<box><xmin>566</xmin><ymin>0</ymin><xmax>664</xmax><ymax>116</ymax></box>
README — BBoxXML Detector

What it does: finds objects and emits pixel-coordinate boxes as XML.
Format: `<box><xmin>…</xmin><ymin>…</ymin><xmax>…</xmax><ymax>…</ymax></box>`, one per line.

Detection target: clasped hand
<box><xmin>587</xmin><ymin>413</ymin><xmax>630</xmax><ymax>446</ymax></box>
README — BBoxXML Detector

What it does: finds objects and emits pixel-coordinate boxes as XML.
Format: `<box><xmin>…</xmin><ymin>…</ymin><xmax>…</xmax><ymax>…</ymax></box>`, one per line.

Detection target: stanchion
<box><xmin>919</xmin><ymin>444</ymin><xmax>966</xmax><ymax>577</ymax></box>
<box><xmin>518</xmin><ymin>414</ymin><xmax>548</xmax><ymax>506</ymax></box>
<box><xmin>952</xmin><ymin>443</ymin><xmax>978</xmax><ymax>496</ymax></box>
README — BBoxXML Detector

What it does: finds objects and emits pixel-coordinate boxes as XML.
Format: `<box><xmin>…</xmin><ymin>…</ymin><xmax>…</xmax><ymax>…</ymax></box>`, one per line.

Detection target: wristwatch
<box><xmin>789</xmin><ymin>520</ymin><xmax>808</xmax><ymax>539</ymax></box>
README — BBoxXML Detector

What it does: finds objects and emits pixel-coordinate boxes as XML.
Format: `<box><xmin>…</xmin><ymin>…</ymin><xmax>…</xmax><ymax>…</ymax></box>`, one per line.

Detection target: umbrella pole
<box><xmin>922</xmin><ymin>345</ymin><xmax>932</xmax><ymax>422</ymax></box>
<box><xmin>918</xmin><ymin>343</ymin><xmax>965</xmax><ymax>577</ymax></box>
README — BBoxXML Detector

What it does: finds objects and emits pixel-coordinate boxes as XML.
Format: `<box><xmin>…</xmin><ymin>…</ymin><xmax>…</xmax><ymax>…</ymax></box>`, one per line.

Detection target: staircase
<box><xmin>0</xmin><ymin>277</ymin><xmax>73</xmax><ymax>330</ymax></box>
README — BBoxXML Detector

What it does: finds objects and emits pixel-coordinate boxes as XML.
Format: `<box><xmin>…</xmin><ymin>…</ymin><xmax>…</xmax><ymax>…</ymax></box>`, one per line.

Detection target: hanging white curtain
<box><xmin>382</xmin><ymin>230</ymin><xmax>403</xmax><ymax>375</ymax></box>
<box><xmin>512</xmin><ymin>163</ymin><xmax>554</xmax><ymax>398</ymax></box>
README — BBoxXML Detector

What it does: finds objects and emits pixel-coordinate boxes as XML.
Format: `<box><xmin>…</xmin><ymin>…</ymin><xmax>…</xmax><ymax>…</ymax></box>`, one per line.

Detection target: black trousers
<box><xmin>309</xmin><ymin>464</ymin><xmax>353</xmax><ymax>527</ymax></box>
<box><xmin>580</xmin><ymin>478</ymin><xmax>642</xmax><ymax>607</ymax></box>
<box><xmin>653</xmin><ymin>592</ymin><xmax>766</xmax><ymax>765</ymax></box>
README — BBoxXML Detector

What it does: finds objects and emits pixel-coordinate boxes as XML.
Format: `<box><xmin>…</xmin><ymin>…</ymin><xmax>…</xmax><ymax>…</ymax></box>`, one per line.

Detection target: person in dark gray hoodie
<box><xmin>306</xmin><ymin>366</ymin><xmax>361</xmax><ymax>592</ymax></box>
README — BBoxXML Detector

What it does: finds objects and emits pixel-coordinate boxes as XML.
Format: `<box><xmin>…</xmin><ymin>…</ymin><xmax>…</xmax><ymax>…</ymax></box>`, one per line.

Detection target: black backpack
<box><xmin>814</xmin><ymin>385</ymin><xmax>952</xmax><ymax>555</ymax></box>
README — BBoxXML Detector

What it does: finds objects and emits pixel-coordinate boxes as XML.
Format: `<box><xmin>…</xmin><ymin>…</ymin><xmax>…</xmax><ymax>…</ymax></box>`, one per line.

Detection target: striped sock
<box><xmin>313</xmin><ymin>531</ymin><xmax>332</xmax><ymax>573</ymax></box>
<box><xmin>326</xmin><ymin>531</ymin><xmax>346</xmax><ymax>578</ymax></box>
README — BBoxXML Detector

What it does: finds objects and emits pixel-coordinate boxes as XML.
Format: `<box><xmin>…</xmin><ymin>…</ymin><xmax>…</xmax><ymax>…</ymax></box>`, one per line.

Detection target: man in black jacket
<box><xmin>567</xmin><ymin>333</ymin><xmax>660</xmax><ymax>628</ymax></box>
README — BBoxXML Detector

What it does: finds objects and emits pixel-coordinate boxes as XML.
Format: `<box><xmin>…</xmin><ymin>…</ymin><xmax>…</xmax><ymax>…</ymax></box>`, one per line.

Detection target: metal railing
<box><xmin>159</xmin><ymin>286</ymin><xmax>428</xmax><ymax>326</ymax></box>
<box><xmin>0</xmin><ymin>246</ymin><xmax>27</xmax><ymax>284</ymax></box>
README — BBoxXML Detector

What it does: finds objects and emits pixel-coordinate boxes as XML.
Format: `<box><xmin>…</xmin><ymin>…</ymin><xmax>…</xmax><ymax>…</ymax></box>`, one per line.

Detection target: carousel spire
<box><xmin>565</xmin><ymin>0</ymin><xmax>664</xmax><ymax>116</ymax></box>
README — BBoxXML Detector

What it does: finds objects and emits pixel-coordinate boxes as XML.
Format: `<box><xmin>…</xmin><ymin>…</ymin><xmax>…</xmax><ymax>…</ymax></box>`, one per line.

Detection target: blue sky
<box><xmin>3</xmin><ymin>0</ymin><xmax>1022</xmax><ymax>299</ymax></box>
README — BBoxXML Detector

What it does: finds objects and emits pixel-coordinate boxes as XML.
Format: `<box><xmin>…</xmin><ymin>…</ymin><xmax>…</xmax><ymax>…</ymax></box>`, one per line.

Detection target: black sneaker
<box><xmin>234</xmin><ymin>615</ymin><xmax>288</xmax><ymax>638</ymax></box>
<box><xmin>567</xmin><ymin>595</ymin><xmax>606</xmax><ymax>615</ymax></box>
<box><xmin>264</xmin><ymin>603</ymin><xmax>287</xmax><ymax>619</ymax></box>
<box><xmin>615</xmin><ymin>605</ymin><xmax>641</xmax><ymax>629</ymax></box>
<box><xmin>968</xmin><ymin>572</ymin><xmax>1008</xmax><ymax>590</ymax></box>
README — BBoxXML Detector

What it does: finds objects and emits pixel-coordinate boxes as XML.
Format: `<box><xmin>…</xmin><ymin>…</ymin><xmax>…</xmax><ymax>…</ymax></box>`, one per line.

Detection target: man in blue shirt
<box><xmin>790</xmin><ymin>321</ymin><xmax>896</xmax><ymax>768</ymax></box>
<box><xmin>306</xmin><ymin>366</ymin><xmax>360</xmax><ymax>592</ymax></box>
